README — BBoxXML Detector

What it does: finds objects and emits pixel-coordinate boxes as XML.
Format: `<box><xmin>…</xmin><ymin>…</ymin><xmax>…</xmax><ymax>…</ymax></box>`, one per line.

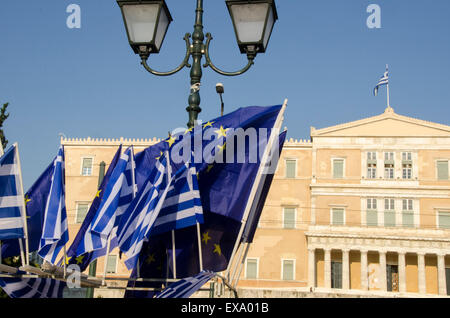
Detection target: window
<box><xmin>282</xmin><ymin>259</ymin><xmax>295</xmax><ymax>281</ymax></box>
<box><xmin>285</xmin><ymin>159</ymin><xmax>296</xmax><ymax>179</ymax></box>
<box><xmin>437</xmin><ymin>160</ymin><xmax>449</xmax><ymax>180</ymax></box>
<box><xmin>76</xmin><ymin>203</ymin><xmax>89</xmax><ymax>224</ymax></box>
<box><xmin>367</xmin><ymin>152</ymin><xmax>377</xmax><ymax>179</ymax></box>
<box><xmin>384</xmin><ymin>198</ymin><xmax>396</xmax><ymax>227</ymax></box>
<box><xmin>367</xmin><ymin>152</ymin><xmax>377</xmax><ymax>161</ymax></box>
<box><xmin>283</xmin><ymin>208</ymin><xmax>296</xmax><ymax>229</ymax></box>
<box><xmin>333</xmin><ymin>159</ymin><xmax>344</xmax><ymax>179</ymax></box>
<box><xmin>366</xmin><ymin>198</ymin><xmax>378</xmax><ymax>226</ymax></box>
<box><xmin>384</xmin><ymin>152</ymin><xmax>394</xmax><ymax>161</ymax></box>
<box><xmin>245</xmin><ymin>258</ymin><xmax>258</xmax><ymax>279</ymax></box>
<box><xmin>438</xmin><ymin>211</ymin><xmax>450</xmax><ymax>229</ymax></box>
<box><xmin>402</xmin><ymin>152</ymin><xmax>412</xmax><ymax>180</ymax></box>
<box><xmin>402</xmin><ymin>199</ymin><xmax>414</xmax><ymax>228</ymax></box>
<box><xmin>331</xmin><ymin>261</ymin><xmax>343</xmax><ymax>289</ymax></box>
<box><xmin>331</xmin><ymin>208</ymin><xmax>344</xmax><ymax>225</ymax></box>
<box><xmin>106</xmin><ymin>255</ymin><xmax>118</xmax><ymax>274</ymax></box>
<box><xmin>82</xmin><ymin>158</ymin><xmax>93</xmax><ymax>176</ymax></box>
<box><xmin>384</xmin><ymin>152</ymin><xmax>395</xmax><ymax>179</ymax></box>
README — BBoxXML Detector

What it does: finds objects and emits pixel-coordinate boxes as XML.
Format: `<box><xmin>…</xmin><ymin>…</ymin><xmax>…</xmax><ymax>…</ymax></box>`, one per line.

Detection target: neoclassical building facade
<box><xmin>240</xmin><ymin>107</ymin><xmax>450</xmax><ymax>296</ymax></box>
<box><xmin>62</xmin><ymin>107</ymin><xmax>450</xmax><ymax>297</ymax></box>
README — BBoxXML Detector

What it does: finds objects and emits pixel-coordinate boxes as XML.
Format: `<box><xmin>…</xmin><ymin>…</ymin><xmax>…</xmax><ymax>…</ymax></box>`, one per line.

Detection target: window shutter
<box><xmin>286</xmin><ymin>160</ymin><xmax>296</xmax><ymax>178</ymax></box>
<box><xmin>246</xmin><ymin>259</ymin><xmax>258</xmax><ymax>279</ymax></box>
<box><xmin>437</xmin><ymin>161</ymin><xmax>449</xmax><ymax>180</ymax></box>
<box><xmin>283</xmin><ymin>208</ymin><xmax>296</xmax><ymax>229</ymax></box>
<box><xmin>333</xmin><ymin>160</ymin><xmax>344</xmax><ymax>179</ymax></box>
<box><xmin>106</xmin><ymin>255</ymin><xmax>117</xmax><ymax>273</ymax></box>
<box><xmin>76</xmin><ymin>203</ymin><xmax>89</xmax><ymax>224</ymax></box>
<box><xmin>283</xmin><ymin>260</ymin><xmax>294</xmax><ymax>281</ymax></box>
<box><xmin>367</xmin><ymin>210</ymin><xmax>378</xmax><ymax>226</ymax></box>
<box><xmin>332</xmin><ymin>208</ymin><xmax>344</xmax><ymax>225</ymax></box>
<box><xmin>438</xmin><ymin>212</ymin><xmax>450</xmax><ymax>229</ymax></box>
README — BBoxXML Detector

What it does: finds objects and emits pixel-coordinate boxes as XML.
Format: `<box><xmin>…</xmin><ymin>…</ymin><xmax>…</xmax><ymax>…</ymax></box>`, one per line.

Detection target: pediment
<box><xmin>311</xmin><ymin>108</ymin><xmax>450</xmax><ymax>138</ymax></box>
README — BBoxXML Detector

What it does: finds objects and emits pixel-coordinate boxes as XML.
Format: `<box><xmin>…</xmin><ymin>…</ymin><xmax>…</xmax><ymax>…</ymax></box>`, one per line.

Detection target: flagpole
<box><xmin>171</xmin><ymin>230</ymin><xmax>177</xmax><ymax>279</ymax></box>
<box><xmin>15</xmin><ymin>143</ymin><xmax>30</xmax><ymax>266</ymax></box>
<box><xmin>232</xmin><ymin>243</ymin><xmax>251</xmax><ymax>288</ymax></box>
<box><xmin>196</xmin><ymin>223</ymin><xmax>203</xmax><ymax>272</ymax></box>
<box><xmin>225</xmin><ymin>99</ymin><xmax>287</xmax><ymax>279</ymax></box>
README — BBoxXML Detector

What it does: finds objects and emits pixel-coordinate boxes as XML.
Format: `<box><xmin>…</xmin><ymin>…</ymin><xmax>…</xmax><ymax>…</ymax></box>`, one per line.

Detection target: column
<box><xmin>418</xmin><ymin>252</ymin><xmax>426</xmax><ymax>294</ymax></box>
<box><xmin>437</xmin><ymin>254</ymin><xmax>447</xmax><ymax>296</ymax></box>
<box><xmin>360</xmin><ymin>250</ymin><xmax>368</xmax><ymax>291</ymax></box>
<box><xmin>324</xmin><ymin>249</ymin><xmax>331</xmax><ymax>289</ymax></box>
<box><xmin>308</xmin><ymin>248</ymin><xmax>316</xmax><ymax>289</ymax></box>
<box><xmin>342</xmin><ymin>249</ymin><xmax>350</xmax><ymax>290</ymax></box>
<box><xmin>398</xmin><ymin>252</ymin><xmax>406</xmax><ymax>293</ymax></box>
<box><xmin>379</xmin><ymin>250</ymin><xmax>387</xmax><ymax>291</ymax></box>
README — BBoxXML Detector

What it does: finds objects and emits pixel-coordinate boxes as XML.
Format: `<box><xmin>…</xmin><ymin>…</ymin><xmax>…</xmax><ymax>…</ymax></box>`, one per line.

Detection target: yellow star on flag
<box><xmin>24</xmin><ymin>195</ymin><xmax>31</xmax><ymax>205</ymax></box>
<box><xmin>165</xmin><ymin>136</ymin><xmax>176</xmax><ymax>148</ymax></box>
<box><xmin>202</xmin><ymin>232</ymin><xmax>211</xmax><ymax>245</ymax></box>
<box><xmin>156</xmin><ymin>151</ymin><xmax>163</xmax><ymax>160</ymax></box>
<box><xmin>146</xmin><ymin>253</ymin><xmax>156</xmax><ymax>265</ymax></box>
<box><xmin>95</xmin><ymin>189</ymin><xmax>102</xmax><ymax>198</ymax></box>
<box><xmin>65</xmin><ymin>255</ymin><xmax>72</xmax><ymax>265</ymax></box>
<box><xmin>213</xmin><ymin>244</ymin><xmax>222</xmax><ymax>256</ymax></box>
<box><xmin>75</xmin><ymin>255</ymin><xmax>85</xmax><ymax>265</ymax></box>
<box><xmin>206</xmin><ymin>164</ymin><xmax>214</xmax><ymax>173</ymax></box>
<box><xmin>203</xmin><ymin>121</ymin><xmax>215</xmax><ymax>129</ymax></box>
<box><xmin>214</xmin><ymin>126</ymin><xmax>229</xmax><ymax>138</ymax></box>
<box><xmin>184</xmin><ymin>127</ymin><xmax>193</xmax><ymax>135</ymax></box>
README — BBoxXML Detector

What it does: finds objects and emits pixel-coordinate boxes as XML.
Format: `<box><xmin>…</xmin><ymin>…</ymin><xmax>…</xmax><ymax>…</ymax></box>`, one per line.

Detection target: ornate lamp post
<box><xmin>117</xmin><ymin>0</ymin><xmax>278</xmax><ymax>128</ymax></box>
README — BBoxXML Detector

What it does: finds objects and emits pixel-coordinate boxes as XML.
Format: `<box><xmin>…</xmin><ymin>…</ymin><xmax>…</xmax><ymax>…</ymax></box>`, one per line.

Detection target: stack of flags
<box><xmin>0</xmin><ymin>102</ymin><xmax>287</xmax><ymax>298</ymax></box>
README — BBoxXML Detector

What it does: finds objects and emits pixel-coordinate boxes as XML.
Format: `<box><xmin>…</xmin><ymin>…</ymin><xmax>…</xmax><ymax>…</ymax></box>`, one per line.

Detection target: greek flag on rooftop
<box><xmin>374</xmin><ymin>68</ymin><xmax>389</xmax><ymax>96</ymax></box>
<box><xmin>0</xmin><ymin>144</ymin><xmax>26</xmax><ymax>240</ymax></box>
<box><xmin>117</xmin><ymin>151</ymin><xmax>203</xmax><ymax>270</ymax></box>
<box><xmin>76</xmin><ymin>146</ymin><xmax>136</xmax><ymax>257</ymax></box>
<box><xmin>38</xmin><ymin>146</ymin><xmax>69</xmax><ymax>264</ymax></box>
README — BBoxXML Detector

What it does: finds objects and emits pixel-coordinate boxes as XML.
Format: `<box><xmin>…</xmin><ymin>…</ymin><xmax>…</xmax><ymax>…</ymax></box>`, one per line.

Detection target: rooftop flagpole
<box><xmin>386</xmin><ymin>64</ymin><xmax>391</xmax><ymax>109</ymax></box>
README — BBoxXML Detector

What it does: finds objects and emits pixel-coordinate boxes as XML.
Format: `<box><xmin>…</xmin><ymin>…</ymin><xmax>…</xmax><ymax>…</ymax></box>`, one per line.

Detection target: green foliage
<box><xmin>0</xmin><ymin>103</ymin><xmax>10</xmax><ymax>150</ymax></box>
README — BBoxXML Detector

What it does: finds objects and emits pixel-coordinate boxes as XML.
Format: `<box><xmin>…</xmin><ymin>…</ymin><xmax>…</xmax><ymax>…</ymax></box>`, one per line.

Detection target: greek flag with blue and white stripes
<box><xmin>38</xmin><ymin>146</ymin><xmax>69</xmax><ymax>264</ymax></box>
<box><xmin>0</xmin><ymin>273</ymin><xmax>65</xmax><ymax>298</ymax></box>
<box><xmin>0</xmin><ymin>144</ymin><xmax>26</xmax><ymax>240</ymax></box>
<box><xmin>117</xmin><ymin>152</ymin><xmax>203</xmax><ymax>270</ymax></box>
<box><xmin>76</xmin><ymin>146</ymin><xmax>136</xmax><ymax>257</ymax></box>
<box><xmin>156</xmin><ymin>271</ymin><xmax>215</xmax><ymax>298</ymax></box>
<box><xmin>374</xmin><ymin>68</ymin><xmax>389</xmax><ymax>96</ymax></box>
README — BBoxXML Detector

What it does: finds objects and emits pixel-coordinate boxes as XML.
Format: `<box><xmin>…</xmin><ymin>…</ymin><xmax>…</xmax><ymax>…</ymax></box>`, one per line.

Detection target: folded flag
<box><xmin>64</xmin><ymin>146</ymin><xmax>122</xmax><ymax>271</ymax></box>
<box><xmin>0</xmin><ymin>144</ymin><xmax>26</xmax><ymax>240</ymax></box>
<box><xmin>117</xmin><ymin>152</ymin><xmax>203</xmax><ymax>270</ymax></box>
<box><xmin>0</xmin><ymin>272</ymin><xmax>65</xmax><ymax>298</ymax></box>
<box><xmin>1</xmin><ymin>157</ymin><xmax>54</xmax><ymax>258</ymax></box>
<box><xmin>38</xmin><ymin>146</ymin><xmax>69</xmax><ymax>264</ymax></box>
<box><xmin>155</xmin><ymin>270</ymin><xmax>215</xmax><ymax>298</ymax></box>
<box><xmin>76</xmin><ymin>146</ymin><xmax>136</xmax><ymax>256</ymax></box>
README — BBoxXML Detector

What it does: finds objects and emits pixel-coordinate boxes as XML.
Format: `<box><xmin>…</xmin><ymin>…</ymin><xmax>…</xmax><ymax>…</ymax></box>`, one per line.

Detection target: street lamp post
<box><xmin>117</xmin><ymin>0</ymin><xmax>278</xmax><ymax>128</ymax></box>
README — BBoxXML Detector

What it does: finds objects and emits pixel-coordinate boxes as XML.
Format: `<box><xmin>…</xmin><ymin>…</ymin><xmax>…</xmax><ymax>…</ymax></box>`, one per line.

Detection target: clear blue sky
<box><xmin>1</xmin><ymin>0</ymin><xmax>450</xmax><ymax>189</ymax></box>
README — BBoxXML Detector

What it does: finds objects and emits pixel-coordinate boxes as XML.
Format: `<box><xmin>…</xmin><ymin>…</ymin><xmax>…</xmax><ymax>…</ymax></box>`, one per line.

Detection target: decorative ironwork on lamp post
<box><xmin>117</xmin><ymin>0</ymin><xmax>278</xmax><ymax>128</ymax></box>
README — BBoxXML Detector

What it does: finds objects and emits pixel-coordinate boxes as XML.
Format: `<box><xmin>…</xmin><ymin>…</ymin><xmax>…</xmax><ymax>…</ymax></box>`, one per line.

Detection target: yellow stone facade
<box><xmin>238</xmin><ymin>107</ymin><xmax>450</xmax><ymax>297</ymax></box>
<box><xmin>62</xmin><ymin>107</ymin><xmax>450</xmax><ymax>297</ymax></box>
